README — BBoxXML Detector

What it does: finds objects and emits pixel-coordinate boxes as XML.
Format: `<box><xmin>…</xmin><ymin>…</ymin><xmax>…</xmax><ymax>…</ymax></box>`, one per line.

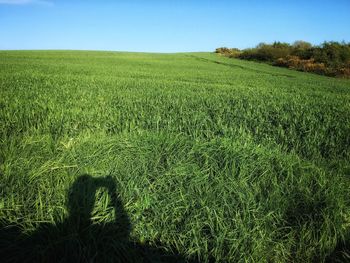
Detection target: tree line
<box><xmin>216</xmin><ymin>41</ymin><xmax>350</xmax><ymax>77</ymax></box>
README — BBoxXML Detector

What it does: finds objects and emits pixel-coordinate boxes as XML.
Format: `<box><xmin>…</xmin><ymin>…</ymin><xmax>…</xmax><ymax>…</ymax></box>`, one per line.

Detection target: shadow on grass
<box><xmin>325</xmin><ymin>235</ymin><xmax>350</xmax><ymax>263</ymax></box>
<box><xmin>0</xmin><ymin>174</ymin><xmax>198</xmax><ymax>263</ymax></box>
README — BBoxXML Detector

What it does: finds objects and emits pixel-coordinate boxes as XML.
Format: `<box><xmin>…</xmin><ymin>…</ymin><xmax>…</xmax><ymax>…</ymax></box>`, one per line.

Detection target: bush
<box><xmin>274</xmin><ymin>56</ymin><xmax>328</xmax><ymax>75</ymax></box>
<box><xmin>292</xmin><ymin>41</ymin><xmax>313</xmax><ymax>59</ymax></box>
<box><xmin>238</xmin><ymin>42</ymin><xmax>292</xmax><ymax>62</ymax></box>
<box><xmin>215</xmin><ymin>47</ymin><xmax>231</xmax><ymax>54</ymax></box>
<box><xmin>215</xmin><ymin>47</ymin><xmax>241</xmax><ymax>58</ymax></box>
<box><xmin>336</xmin><ymin>67</ymin><xmax>350</xmax><ymax>78</ymax></box>
<box><xmin>312</xmin><ymin>42</ymin><xmax>350</xmax><ymax>68</ymax></box>
<box><xmin>217</xmin><ymin>40</ymin><xmax>350</xmax><ymax>78</ymax></box>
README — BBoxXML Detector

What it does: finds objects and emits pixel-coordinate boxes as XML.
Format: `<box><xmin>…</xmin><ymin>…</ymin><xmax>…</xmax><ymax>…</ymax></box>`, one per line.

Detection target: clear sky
<box><xmin>0</xmin><ymin>0</ymin><xmax>349</xmax><ymax>52</ymax></box>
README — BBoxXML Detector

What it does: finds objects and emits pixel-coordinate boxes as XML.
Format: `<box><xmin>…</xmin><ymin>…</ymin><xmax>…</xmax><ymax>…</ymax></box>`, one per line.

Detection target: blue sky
<box><xmin>0</xmin><ymin>0</ymin><xmax>349</xmax><ymax>52</ymax></box>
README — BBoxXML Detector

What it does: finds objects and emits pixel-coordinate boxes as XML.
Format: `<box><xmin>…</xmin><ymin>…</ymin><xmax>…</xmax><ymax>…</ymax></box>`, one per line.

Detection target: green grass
<box><xmin>0</xmin><ymin>50</ymin><xmax>350</xmax><ymax>262</ymax></box>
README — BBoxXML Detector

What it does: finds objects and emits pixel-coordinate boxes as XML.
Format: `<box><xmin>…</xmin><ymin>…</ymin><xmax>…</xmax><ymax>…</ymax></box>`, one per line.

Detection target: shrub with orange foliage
<box><xmin>336</xmin><ymin>67</ymin><xmax>350</xmax><ymax>77</ymax></box>
<box><xmin>215</xmin><ymin>47</ymin><xmax>242</xmax><ymax>58</ymax></box>
<box><xmin>274</xmin><ymin>56</ymin><xmax>329</xmax><ymax>75</ymax></box>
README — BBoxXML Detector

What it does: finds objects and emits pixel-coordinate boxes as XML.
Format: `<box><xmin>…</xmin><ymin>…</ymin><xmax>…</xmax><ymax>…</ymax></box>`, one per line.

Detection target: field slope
<box><xmin>1</xmin><ymin>51</ymin><xmax>350</xmax><ymax>262</ymax></box>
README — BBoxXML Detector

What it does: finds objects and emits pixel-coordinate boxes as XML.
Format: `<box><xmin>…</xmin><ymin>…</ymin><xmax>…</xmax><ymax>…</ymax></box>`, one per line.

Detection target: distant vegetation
<box><xmin>216</xmin><ymin>41</ymin><xmax>350</xmax><ymax>77</ymax></box>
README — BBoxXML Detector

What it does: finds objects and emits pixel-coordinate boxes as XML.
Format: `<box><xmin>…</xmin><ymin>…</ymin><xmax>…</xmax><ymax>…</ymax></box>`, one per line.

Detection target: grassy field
<box><xmin>1</xmin><ymin>51</ymin><xmax>350</xmax><ymax>262</ymax></box>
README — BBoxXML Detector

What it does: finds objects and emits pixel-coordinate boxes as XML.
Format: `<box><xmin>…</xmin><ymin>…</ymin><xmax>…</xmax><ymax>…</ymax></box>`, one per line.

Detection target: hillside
<box><xmin>1</xmin><ymin>51</ymin><xmax>350</xmax><ymax>262</ymax></box>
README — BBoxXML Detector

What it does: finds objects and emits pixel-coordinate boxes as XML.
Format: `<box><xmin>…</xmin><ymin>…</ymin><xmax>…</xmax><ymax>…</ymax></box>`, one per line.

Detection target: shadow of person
<box><xmin>0</xmin><ymin>174</ymin><xmax>198</xmax><ymax>263</ymax></box>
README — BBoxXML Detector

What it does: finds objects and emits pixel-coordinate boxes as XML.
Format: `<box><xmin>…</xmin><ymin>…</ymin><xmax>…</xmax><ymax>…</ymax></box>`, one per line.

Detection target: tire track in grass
<box><xmin>186</xmin><ymin>54</ymin><xmax>296</xmax><ymax>78</ymax></box>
